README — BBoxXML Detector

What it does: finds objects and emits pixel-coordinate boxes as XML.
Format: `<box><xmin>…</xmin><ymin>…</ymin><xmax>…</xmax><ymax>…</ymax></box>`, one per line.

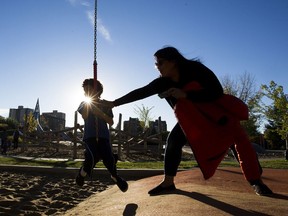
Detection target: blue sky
<box><xmin>0</xmin><ymin>0</ymin><xmax>287</xmax><ymax>130</ymax></box>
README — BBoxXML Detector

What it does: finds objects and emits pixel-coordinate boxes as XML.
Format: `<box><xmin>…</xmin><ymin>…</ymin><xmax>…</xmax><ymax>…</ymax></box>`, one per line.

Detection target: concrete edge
<box><xmin>0</xmin><ymin>164</ymin><xmax>173</xmax><ymax>180</ymax></box>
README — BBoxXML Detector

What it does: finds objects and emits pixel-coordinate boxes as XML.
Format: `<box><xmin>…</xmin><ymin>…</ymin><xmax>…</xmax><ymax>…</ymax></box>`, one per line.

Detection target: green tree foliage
<box><xmin>5</xmin><ymin>117</ymin><xmax>19</xmax><ymax>129</ymax></box>
<box><xmin>0</xmin><ymin>116</ymin><xmax>19</xmax><ymax>130</ymax></box>
<box><xmin>264</xmin><ymin>120</ymin><xmax>286</xmax><ymax>149</ymax></box>
<box><xmin>221</xmin><ymin>72</ymin><xmax>262</xmax><ymax>139</ymax></box>
<box><xmin>0</xmin><ymin>116</ymin><xmax>8</xmax><ymax>130</ymax></box>
<box><xmin>0</xmin><ymin>116</ymin><xmax>19</xmax><ymax>141</ymax></box>
<box><xmin>261</xmin><ymin>81</ymin><xmax>288</xmax><ymax>150</ymax></box>
<box><xmin>23</xmin><ymin>112</ymin><xmax>38</xmax><ymax>133</ymax></box>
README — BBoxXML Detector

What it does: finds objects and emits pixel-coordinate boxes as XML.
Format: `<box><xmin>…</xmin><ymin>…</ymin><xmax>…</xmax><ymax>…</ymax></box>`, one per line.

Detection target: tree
<box><xmin>261</xmin><ymin>81</ymin><xmax>288</xmax><ymax>158</ymax></box>
<box><xmin>5</xmin><ymin>117</ymin><xmax>19</xmax><ymax>129</ymax></box>
<box><xmin>134</xmin><ymin>104</ymin><xmax>154</xmax><ymax>129</ymax></box>
<box><xmin>23</xmin><ymin>112</ymin><xmax>38</xmax><ymax>134</ymax></box>
<box><xmin>263</xmin><ymin>120</ymin><xmax>285</xmax><ymax>150</ymax></box>
<box><xmin>0</xmin><ymin>116</ymin><xmax>19</xmax><ymax>130</ymax></box>
<box><xmin>220</xmin><ymin>72</ymin><xmax>263</xmax><ymax>140</ymax></box>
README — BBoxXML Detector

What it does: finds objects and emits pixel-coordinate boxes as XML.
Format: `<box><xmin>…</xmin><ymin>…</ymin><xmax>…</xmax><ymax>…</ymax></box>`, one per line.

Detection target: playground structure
<box><xmin>19</xmin><ymin>112</ymin><xmax>167</xmax><ymax>160</ymax></box>
<box><xmin>110</xmin><ymin>114</ymin><xmax>166</xmax><ymax>160</ymax></box>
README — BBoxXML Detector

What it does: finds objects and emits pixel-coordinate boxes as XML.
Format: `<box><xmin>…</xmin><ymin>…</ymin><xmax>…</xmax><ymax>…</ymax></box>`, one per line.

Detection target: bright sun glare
<box><xmin>84</xmin><ymin>96</ymin><xmax>92</xmax><ymax>104</ymax></box>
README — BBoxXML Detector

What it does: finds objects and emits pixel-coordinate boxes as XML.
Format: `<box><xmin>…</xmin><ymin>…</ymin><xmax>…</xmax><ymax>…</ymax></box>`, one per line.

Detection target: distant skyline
<box><xmin>1</xmin><ymin>0</ymin><xmax>287</xmax><ymax>130</ymax></box>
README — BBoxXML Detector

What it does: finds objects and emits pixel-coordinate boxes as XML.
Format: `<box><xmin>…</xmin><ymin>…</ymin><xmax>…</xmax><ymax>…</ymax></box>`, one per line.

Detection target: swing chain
<box><xmin>94</xmin><ymin>0</ymin><xmax>97</xmax><ymax>63</ymax></box>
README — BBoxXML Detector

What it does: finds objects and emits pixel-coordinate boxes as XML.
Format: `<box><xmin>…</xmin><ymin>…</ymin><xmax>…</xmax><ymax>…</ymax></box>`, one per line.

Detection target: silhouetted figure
<box><xmin>1</xmin><ymin>129</ymin><xmax>8</xmax><ymax>155</ymax></box>
<box><xmin>105</xmin><ymin>46</ymin><xmax>272</xmax><ymax>196</ymax></box>
<box><xmin>75</xmin><ymin>79</ymin><xmax>128</xmax><ymax>193</ymax></box>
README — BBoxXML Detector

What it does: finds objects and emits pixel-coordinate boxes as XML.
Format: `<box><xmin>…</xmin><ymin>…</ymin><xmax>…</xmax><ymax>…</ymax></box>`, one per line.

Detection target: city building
<box><xmin>149</xmin><ymin>117</ymin><xmax>167</xmax><ymax>134</ymax></box>
<box><xmin>9</xmin><ymin>100</ymin><xmax>66</xmax><ymax>131</ymax></box>
<box><xmin>41</xmin><ymin>110</ymin><xmax>66</xmax><ymax>131</ymax></box>
<box><xmin>123</xmin><ymin>117</ymin><xmax>167</xmax><ymax>136</ymax></box>
<box><xmin>123</xmin><ymin>117</ymin><xmax>142</xmax><ymax>136</ymax></box>
<box><xmin>9</xmin><ymin>106</ymin><xmax>34</xmax><ymax>126</ymax></box>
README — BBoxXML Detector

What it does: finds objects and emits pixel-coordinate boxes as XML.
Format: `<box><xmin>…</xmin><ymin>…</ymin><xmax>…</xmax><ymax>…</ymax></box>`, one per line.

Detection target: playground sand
<box><xmin>0</xmin><ymin>168</ymin><xmax>113</xmax><ymax>215</ymax></box>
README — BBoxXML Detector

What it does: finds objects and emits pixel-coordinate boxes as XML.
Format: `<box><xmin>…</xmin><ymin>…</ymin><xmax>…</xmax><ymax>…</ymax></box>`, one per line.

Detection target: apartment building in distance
<box><xmin>41</xmin><ymin>110</ymin><xmax>66</xmax><ymax>131</ymax></box>
<box><xmin>123</xmin><ymin>117</ymin><xmax>167</xmax><ymax>136</ymax></box>
<box><xmin>9</xmin><ymin>104</ymin><xmax>66</xmax><ymax>131</ymax></box>
<box><xmin>9</xmin><ymin>106</ymin><xmax>34</xmax><ymax>126</ymax></box>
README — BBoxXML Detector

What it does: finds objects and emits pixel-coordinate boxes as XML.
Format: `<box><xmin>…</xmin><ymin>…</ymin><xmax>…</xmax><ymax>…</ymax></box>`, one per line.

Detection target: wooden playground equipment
<box><xmin>19</xmin><ymin>112</ymin><xmax>167</xmax><ymax>160</ymax></box>
<box><xmin>109</xmin><ymin>114</ymin><xmax>166</xmax><ymax>160</ymax></box>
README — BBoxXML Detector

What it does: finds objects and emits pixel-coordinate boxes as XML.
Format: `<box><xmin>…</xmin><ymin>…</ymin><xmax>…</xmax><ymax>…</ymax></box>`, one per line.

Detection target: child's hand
<box><xmin>106</xmin><ymin>116</ymin><xmax>114</xmax><ymax>126</ymax></box>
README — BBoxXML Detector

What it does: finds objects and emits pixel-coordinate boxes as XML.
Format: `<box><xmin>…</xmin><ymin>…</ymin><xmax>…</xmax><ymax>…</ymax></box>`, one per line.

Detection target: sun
<box><xmin>84</xmin><ymin>96</ymin><xmax>92</xmax><ymax>104</ymax></box>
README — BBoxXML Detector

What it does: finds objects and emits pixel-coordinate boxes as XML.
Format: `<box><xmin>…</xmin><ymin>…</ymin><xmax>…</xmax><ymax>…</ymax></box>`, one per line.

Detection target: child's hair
<box><xmin>82</xmin><ymin>78</ymin><xmax>103</xmax><ymax>96</ymax></box>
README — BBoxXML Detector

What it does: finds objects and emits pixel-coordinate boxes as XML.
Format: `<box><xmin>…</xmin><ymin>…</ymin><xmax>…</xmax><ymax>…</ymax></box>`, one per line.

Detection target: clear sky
<box><xmin>1</xmin><ymin>0</ymin><xmax>287</xmax><ymax>130</ymax></box>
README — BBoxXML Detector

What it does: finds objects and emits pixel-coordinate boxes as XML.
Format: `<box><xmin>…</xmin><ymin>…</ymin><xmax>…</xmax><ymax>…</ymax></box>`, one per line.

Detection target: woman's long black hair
<box><xmin>154</xmin><ymin>46</ymin><xmax>201</xmax><ymax>75</ymax></box>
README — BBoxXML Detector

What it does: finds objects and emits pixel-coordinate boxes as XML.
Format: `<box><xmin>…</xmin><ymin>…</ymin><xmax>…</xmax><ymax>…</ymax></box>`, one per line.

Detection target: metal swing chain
<box><xmin>93</xmin><ymin>0</ymin><xmax>98</xmax><ymax>136</ymax></box>
<box><xmin>94</xmin><ymin>0</ymin><xmax>97</xmax><ymax>64</ymax></box>
<box><xmin>93</xmin><ymin>0</ymin><xmax>111</xmax><ymax>138</ymax></box>
<box><xmin>92</xmin><ymin>0</ymin><xmax>98</xmax><ymax>178</ymax></box>
<box><xmin>93</xmin><ymin>0</ymin><xmax>98</xmax><ymax>84</ymax></box>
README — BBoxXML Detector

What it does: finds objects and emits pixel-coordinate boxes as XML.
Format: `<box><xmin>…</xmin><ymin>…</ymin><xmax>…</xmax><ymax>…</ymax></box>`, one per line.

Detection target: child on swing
<box><xmin>76</xmin><ymin>78</ymin><xmax>128</xmax><ymax>192</ymax></box>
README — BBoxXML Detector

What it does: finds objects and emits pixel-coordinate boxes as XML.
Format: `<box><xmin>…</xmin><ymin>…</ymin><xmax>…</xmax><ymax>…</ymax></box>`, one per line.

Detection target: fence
<box><xmin>110</xmin><ymin>114</ymin><xmax>166</xmax><ymax>160</ymax></box>
<box><xmin>16</xmin><ymin>112</ymin><xmax>166</xmax><ymax>160</ymax></box>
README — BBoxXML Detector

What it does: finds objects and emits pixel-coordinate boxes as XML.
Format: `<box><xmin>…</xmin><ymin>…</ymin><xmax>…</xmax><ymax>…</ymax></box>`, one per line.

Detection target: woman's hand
<box><xmin>159</xmin><ymin>88</ymin><xmax>187</xmax><ymax>99</ymax></box>
<box><xmin>91</xmin><ymin>105</ymin><xmax>114</xmax><ymax>126</ymax></box>
<box><xmin>100</xmin><ymin>100</ymin><xmax>115</xmax><ymax>108</ymax></box>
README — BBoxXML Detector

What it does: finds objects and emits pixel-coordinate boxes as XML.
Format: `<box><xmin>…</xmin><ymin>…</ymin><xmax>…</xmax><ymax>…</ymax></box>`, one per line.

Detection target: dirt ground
<box><xmin>1</xmin><ymin>143</ymin><xmax>286</xmax><ymax>215</ymax></box>
<box><xmin>65</xmin><ymin>167</ymin><xmax>288</xmax><ymax>216</ymax></box>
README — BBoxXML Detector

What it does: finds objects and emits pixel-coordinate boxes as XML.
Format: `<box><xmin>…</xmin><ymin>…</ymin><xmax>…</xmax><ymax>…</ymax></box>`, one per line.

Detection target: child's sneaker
<box><xmin>76</xmin><ymin>168</ymin><xmax>85</xmax><ymax>187</ymax></box>
<box><xmin>111</xmin><ymin>175</ymin><xmax>128</xmax><ymax>192</ymax></box>
<box><xmin>113</xmin><ymin>154</ymin><xmax>118</xmax><ymax>165</ymax></box>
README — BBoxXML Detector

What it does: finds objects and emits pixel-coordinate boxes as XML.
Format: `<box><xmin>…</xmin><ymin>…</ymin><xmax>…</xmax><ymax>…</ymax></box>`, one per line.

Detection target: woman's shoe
<box><xmin>148</xmin><ymin>184</ymin><xmax>176</xmax><ymax>195</ymax></box>
<box><xmin>252</xmin><ymin>182</ymin><xmax>273</xmax><ymax>196</ymax></box>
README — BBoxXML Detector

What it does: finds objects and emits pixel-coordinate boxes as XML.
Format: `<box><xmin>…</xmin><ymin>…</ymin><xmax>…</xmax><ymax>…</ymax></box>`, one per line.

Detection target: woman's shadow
<box><xmin>121</xmin><ymin>189</ymin><xmax>288</xmax><ymax>216</ymax></box>
<box><xmin>153</xmin><ymin>189</ymin><xmax>288</xmax><ymax>216</ymax></box>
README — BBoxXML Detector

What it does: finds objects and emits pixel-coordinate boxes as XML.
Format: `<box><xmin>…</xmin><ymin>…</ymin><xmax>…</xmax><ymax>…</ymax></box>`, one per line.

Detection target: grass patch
<box><xmin>0</xmin><ymin>156</ymin><xmax>287</xmax><ymax>169</ymax></box>
<box><xmin>258</xmin><ymin>159</ymin><xmax>288</xmax><ymax>169</ymax></box>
